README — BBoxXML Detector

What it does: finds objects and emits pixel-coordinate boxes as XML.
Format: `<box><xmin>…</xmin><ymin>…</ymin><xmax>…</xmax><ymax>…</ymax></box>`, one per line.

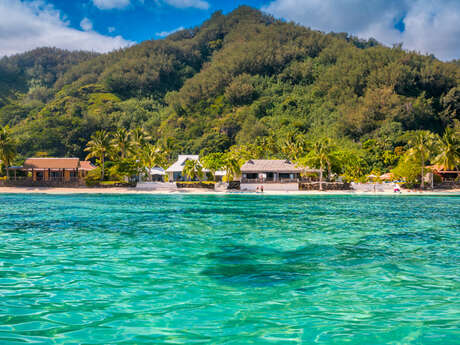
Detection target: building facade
<box><xmin>240</xmin><ymin>159</ymin><xmax>320</xmax><ymax>191</ymax></box>
<box><xmin>8</xmin><ymin>158</ymin><xmax>96</xmax><ymax>185</ymax></box>
<box><xmin>240</xmin><ymin>159</ymin><xmax>319</xmax><ymax>183</ymax></box>
<box><xmin>166</xmin><ymin>155</ymin><xmax>200</xmax><ymax>181</ymax></box>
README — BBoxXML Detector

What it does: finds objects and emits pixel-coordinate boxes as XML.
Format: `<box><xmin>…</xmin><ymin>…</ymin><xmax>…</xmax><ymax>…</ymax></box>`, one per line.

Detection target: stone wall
<box><xmin>299</xmin><ymin>182</ymin><xmax>351</xmax><ymax>191</ymax></box>
<box><xmin>228</xmin><ymin>181</ymin><xmax>240</xmax><ymax>190</ymax></box>
<box><xmin>433</xmin><ymin>182</ymin><xmax>460</xmax><ymax>189</ymax></box>
<box><xmin>176</xmin><ymin>182</ymin><xmax>215</xmax><ymax>190</ymax></box>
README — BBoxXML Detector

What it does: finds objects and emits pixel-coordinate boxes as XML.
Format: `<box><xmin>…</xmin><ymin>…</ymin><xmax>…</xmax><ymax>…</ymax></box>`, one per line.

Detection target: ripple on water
<box><xmin>0</xmin><ymin>194</ymin><xmax>459</xmax><ymax>344</ymax></box>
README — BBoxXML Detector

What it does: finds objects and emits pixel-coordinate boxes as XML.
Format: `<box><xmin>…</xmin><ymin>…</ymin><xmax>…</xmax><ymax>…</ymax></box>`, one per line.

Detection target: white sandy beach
<box><xmin>0</xmin><ymin>186</ymin><xmax>459</xmax><ymax>195</ymax></box>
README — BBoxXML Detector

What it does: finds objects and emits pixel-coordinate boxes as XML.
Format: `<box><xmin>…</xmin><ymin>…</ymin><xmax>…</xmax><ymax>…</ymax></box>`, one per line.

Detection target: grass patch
<box><xmin>99</xmin><ymin>181</ymin><xmax>125</xmax><ymax>186</ymax></box>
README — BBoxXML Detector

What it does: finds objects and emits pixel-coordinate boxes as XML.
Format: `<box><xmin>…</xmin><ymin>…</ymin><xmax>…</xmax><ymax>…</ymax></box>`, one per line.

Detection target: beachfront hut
<box><xmin>166</xmin><ymin>155</ymin><xmax>200</xmax><ymax>181</ymax></box>
<box><xmin>214</xmin><ymin>170</ymin><xmax>226</xmax><ymax>182</ymax></box>
<box><xmin>166</xmin><ymin>155</ymin><xmax>226</xmax><ymax>181</ymax></box>
<box><xmin>428</xmin><ymin>164</ymin><xmax>460</xmax><ymax>183</ymax></box>
<box><xmin>380</xmin><ymin>173</ymin><xmax>394</xmax><ymax>181</ymax></box>
<box><xmin>367</xmin><ymin>174</ymin><xmax>378</xmax><ymax>181</ymax></box>
<box><xmin>8</xmin><ymin>158</ymin><xmax>96</xmax><ymax>184</ymax></box>
<box><xmin>240</xmin><ymin>159</ymin><xmax>319</xmax><ymax>183</ymax></box>
<box><xmin>147</xmin><ymin>167</ymin><xmax>166</xmax><ymax>182</ymax></box>
<box><xmin>79</xmin><ymin>160</ymin><xmax>97</xmax><ymax>175</ymax></box>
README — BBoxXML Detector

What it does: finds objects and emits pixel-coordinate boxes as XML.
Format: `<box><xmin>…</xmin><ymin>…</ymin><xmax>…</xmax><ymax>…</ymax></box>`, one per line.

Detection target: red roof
<box><xmin>79</xmin><ymin>161</ymin><xmax>97</xmax><ymax>171</ymax></box>
<box><xmin>23</xmin><ymin>158</ymin><xmax>80</xmax><ymax>170</ymax></box>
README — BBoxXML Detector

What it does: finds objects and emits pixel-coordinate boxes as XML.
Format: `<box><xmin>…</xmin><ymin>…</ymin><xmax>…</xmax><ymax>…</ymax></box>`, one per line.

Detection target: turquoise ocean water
<box><xmin>0</xmin><ymin>194</ymin><xmax>459</xmax><ymax>344</ymax></box>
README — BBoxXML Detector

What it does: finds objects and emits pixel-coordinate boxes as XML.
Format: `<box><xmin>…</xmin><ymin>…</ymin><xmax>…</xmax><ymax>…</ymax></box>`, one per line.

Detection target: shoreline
<box><xmin>0</xmin><ymin>186</ymin><xmax>459</xmax><ymax>196</ymax></box>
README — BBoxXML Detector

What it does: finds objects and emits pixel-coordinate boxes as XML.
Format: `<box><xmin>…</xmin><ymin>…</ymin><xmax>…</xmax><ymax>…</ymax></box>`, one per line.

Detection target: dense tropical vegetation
<box><xmin>82</xmin><ymin>128</ymin><xmax>168</xmax><ymax>183</ymax></box>
<box><xmin>0</xmin><ymin>126</ymin><xmax>16</xmax><ymax>179</ymax></box>
<box><xmin>0</xmin><ymin>6</ymin><xmax>459</xmax><ymax>185</ymax></box>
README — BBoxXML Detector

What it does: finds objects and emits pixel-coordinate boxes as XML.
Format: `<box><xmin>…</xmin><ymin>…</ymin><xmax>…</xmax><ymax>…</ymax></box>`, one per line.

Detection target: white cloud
<box><xmin>0</xmin><ymin>0</ymin><xmax>134</xmax><ymax>56</ymax></box>
<box><xmin>263</xmin><ymin>0</ymin><xmax>460</xmax><ymax>61</ymax></box>
<box><xmin>163</xmin><ymin>0</ymin><xmax>209</xmax><ymax>10</ymax></box>
<box><xmin>92</xmin><ymin>0</ymin><xmax>131</xmax><ymax>10</ymax></box>
<box><xmin>108</xmin><ymin>26</ymin><xmax>116</xmax><ymax>33</ymax></box>
<box><xmin>155</xmin><ymin>26</ymin><xmax>184</xmax><ymax>37</ymax></box>
<box><xmin>80</xmin><ymin>17</ymin><xmax>93</xmax><ymax>31</ymax></box>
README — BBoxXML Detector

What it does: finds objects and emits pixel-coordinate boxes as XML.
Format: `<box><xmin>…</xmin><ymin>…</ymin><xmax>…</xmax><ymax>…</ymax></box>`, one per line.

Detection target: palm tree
<box><xmin>433</xmin><ymin>127</ymin><xmax>460</xmax><ymax>171</ymax></box>
<box><xmin>200</xmin><ymin>152</ymin><xmax>225</xmax><ymax>181</ymax></box>
<box><xmin>141</xmin><ymin>144</ymin><xmax>168</xmax><ymax>181</ymax></box>
<box><xmin>84</xmin><ymin>130</ymin><xmax>112</xmax><ymax>181</ymax></box>
<box><xmin>183</xmin><ymin>159</ymin><xmax>204</xmax><ymax>181</ymax></box>
<box><xmin>299</xmin><ymin>138</ymin><xmax>336</xmax><ymax>191</ymax></box>
<box><xmin>0</xmin><ymin>126</ymin><xmax>16</xmax><ymax>179</ymax></box>
<box><xmin>131</xmin><ymin>127</ymin><xmax>151</xmax><ymax>153</ymax></box>
<box><xmin>222</xmin><ymin>154</ymin><xmax>241</xmax><ymax>182</ymax></box>
<box><xmin>281</xmin><ymin>132</ymin><xmax>309</xmax><ymax>161</ymax></box>
<box><xmin>111</xmin><ymin>128</ymin><xmax>132</xmax><ymax>159</ymax></box>
<box><xmin>405</xmin><ymin>130</ymin><xmax>437</xmax><ymax>188</ymax></box>
<box><xmin>339</xmin><ymin>149</ymin><xmax>367</xmax><ymax>181</ymax></box>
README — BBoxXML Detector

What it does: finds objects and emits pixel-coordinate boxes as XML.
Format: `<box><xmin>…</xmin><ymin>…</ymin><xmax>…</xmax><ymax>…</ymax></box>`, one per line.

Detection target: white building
<box><xmin>165</xmin><ymin>155</ymin><xmax>226</xmax><ymax>182</ymax></box>
<box><xmin>166</xmin><ymin>155</ymin><xmax>200</xmax><ymax>181</ymax></box>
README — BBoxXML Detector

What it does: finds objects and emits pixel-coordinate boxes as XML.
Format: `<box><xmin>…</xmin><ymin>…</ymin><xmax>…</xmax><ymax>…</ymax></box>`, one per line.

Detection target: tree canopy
<box><xmin>0</xmin><ymin>5</ymin><xmax>458</xmax><ymax>175</ymax></box>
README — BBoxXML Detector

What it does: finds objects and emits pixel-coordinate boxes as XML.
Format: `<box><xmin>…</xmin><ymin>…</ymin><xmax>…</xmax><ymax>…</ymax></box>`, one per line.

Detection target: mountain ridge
<box><xmin>0</xmin><ymin>6</ymin><xmax>458</xmax><ymax>170</ymax></box>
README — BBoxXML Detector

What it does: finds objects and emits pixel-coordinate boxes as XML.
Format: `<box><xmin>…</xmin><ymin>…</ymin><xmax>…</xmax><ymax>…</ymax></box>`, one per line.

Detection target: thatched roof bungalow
<box><xmin>240</xmin><ymin>159</ymin><xmax>320</xmax><ymax>183</ymax></box>
<box><xmin>428</xmin><ymin>164</ymin><xmax>460</xmax><ymax>182</ymax></box>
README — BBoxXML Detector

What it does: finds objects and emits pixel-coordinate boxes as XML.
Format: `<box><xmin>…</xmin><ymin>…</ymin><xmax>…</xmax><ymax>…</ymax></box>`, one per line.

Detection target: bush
<box><xmin>85</xmin><ymin>167</ymin><xmax>102</xmax><ymax>186</ymax></box>
<box><xmin>391</xmin><ymin>155</ymin><xmax>420</xmax><ymax>185</ymax></box>
<box><xmin>224</xmin><ymin>74</ymin><xmax>257</xmax><ymax>106</ymax></box>
<box><xmin>99</xmin><ymin>181</ymin><xmax>131</xmax><ymax>186</ymax></box>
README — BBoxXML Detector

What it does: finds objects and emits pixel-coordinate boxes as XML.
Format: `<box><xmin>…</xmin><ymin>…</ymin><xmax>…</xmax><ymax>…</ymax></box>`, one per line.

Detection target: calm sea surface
<box><xmin>0</xmin><ymin>194</ymin><xmax>459</xmax><ymax>344</ymax></box>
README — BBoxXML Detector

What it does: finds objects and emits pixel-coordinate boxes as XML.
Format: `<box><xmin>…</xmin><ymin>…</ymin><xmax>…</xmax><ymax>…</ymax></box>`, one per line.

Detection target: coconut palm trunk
<box><xmin>420</xmin><ymin>157</ymin><xmax>424</xmax><ymax>189</ymax></box>
<box><xmin>101</xmin><ymin>153</ymin><xmax>105</xmax><ymax>181</ymax></box>
<box><xmin>319</xmin><ymin>161</ymin><xmax>323</xmax><ymax>191</ymax></box>
<box><xmin>85</xmin><ymin>130</ymin><xmax>111</xmax><ymax>182</ymax></box>
<box><xmin>0</xmin><ymin>126</ymin><xmax>16</xmax><ymax>180</ymax></box>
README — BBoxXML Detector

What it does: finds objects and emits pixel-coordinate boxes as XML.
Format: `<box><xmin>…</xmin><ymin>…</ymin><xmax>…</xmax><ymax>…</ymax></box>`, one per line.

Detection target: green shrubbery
<box><xmin>84</xmin><ymin>167</ymin><xmax>102</xmax><ymax>186</ymax></box>
<box><xmin>0</xmin><ymin>6</ymin><xmax>458</xmax><ymax>182</ymax></box>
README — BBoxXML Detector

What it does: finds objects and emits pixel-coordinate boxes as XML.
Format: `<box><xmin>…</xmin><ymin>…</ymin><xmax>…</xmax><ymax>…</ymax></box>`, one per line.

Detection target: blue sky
<box><xmin>0</xmin><ymin>0</ymin><xmax>459</xmax><ymax>61</ymax></box>
<box><xmin>51</xmin><ymin>0</ymin><xmax>268</xmax><ymax>42</ymax></box>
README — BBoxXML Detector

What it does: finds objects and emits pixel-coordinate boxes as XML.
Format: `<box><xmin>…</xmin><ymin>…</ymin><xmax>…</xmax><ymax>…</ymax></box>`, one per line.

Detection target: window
<box><xmin>50</xmin><ymin>171</ymin><xmax>63</xmax><ymax>180</ymax></box>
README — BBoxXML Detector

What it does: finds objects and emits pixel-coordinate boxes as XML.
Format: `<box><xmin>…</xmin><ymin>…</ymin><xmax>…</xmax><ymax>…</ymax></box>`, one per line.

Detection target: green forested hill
<box><xmin>0</xmin><ymin>6</ymin><xmax>458</xmax><ymax>166</ymax></box>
